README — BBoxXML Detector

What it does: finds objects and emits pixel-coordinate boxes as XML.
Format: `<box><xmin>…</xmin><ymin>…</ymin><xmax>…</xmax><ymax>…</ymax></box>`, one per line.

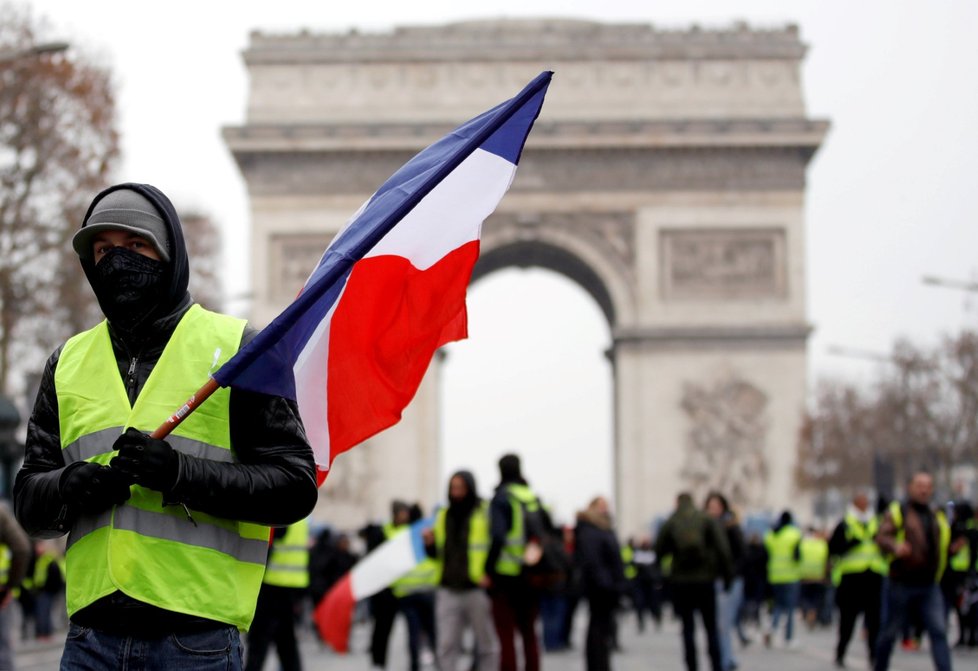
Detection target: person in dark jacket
<box><xmin>575</xmin><ymin>496</ymin><xmax>626</xmax><ymax>671</ymax></box>
<box><xmin>705</xmin><ymin>491</ymin><xmax>746</xmax><ymax>671</ymax></box>
<box><xmin>423</xmin><ymin>470</ymin><xmax>499</xmax><ymax>671</ymax></box>
<box><xmin>486</xmin><ymin>453</ymin><xmax>544</xmax><ymax>671</ymax></box>
<box><xmin>655</xmin><ymin>492</ymin><xmax>733</xmax><ymax>671</ymax></box>
<box><xmin>13</xmin><ymin>183</ymin><xmax>318</xmax><ymax>670</ymax></box>
<box><xmin>873</xmin><ymin>471</ymin><xmax>952</xmax><ymax>671</ymax></box>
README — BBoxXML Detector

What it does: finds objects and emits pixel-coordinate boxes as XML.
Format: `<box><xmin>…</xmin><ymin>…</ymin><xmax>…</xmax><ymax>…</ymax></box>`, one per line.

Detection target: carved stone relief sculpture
<box><xmin>680</xmin><ymin>372</ymin><xmax>769</xmax><ymax>509</ymax></box>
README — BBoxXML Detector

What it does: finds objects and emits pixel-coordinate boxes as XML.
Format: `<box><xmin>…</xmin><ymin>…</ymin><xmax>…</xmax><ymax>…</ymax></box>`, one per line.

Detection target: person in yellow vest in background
<box><xmin>31</xmin><ymin>539</ymin><xmax>66</xmax><ymax>642</ymax></box>
<box><xmin>487</xmin><ymin>453</ymin><xmax>546</xmax><ymax>671</ymax></box>
<box><xmin>763</xmin><ymin>510</ymin><xmax>802</xmax><ymax>649</ymax></box>
<box><xmin>828</xmin><ymin>491</ymin><xmax>886</xmax><ymax>668</ymax></box>
<box><xmin>798</xmin><ymin>527</ymin><xmax>829</xmax><ymax>629</ymax></box>
<box><xmin>244</xmin><ymin>517</ymin><xmax>310</xmax><ymax>671</ymax></box>
<box><xmin>943</xmin><ymin>500</ymin><xmax>977</xmax><ymax>649</ymax></box>
<box><xmin>423</xmin><ymin>470</ymin><xmax>500</xmax><ymax>671</ymax></box>
<box><xmin>13</xmin><ymin>184</ymin><xmax>318</xmax><ymax>671</ymax></box>
<box><xmin>367</xmin><ymin>500</ymin><xmax>412</xmax><ymax>670</ymax></box>
<box><xmin>0</xmin><ymin>501</ymin><xmax>30</xmax><ymax>670</ymax></box>
<box><xmin>874</xmin><ymin>471</ymin><xmax>952</xmax><ymax>671</ymax></box>
<box><xmin>392</xmin><ymin>503</ymin><xmax>438</xmax><ymax>671</ymax></box>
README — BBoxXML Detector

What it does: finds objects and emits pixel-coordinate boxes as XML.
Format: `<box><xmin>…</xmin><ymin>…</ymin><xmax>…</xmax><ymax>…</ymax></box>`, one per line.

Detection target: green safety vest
<box><xmin>764</xmin><ymin>525</ymin><xmax>802</xmax><ymax>584</ymax></box>
<box><xmin>799</xmin><ymin>537</ymin><xmax>829</xmax><ymax>581</ymax></box>
<box><xmin>384</xmin><ymin>520</ymin><xmax>438</xmax><ymax>597</ymax></box>
<box><xmin>0</xmin><ymin>545</ymin><xmax>9</xmax><ymax>587</ymax></box>
<box><xmin>622</xmin><ymin>545</ymin><xmax>637</xmax><ymax>580</ymax></box>
<box><xmin>832</xmin><ymin>513</ymin><xmax>887</xmax><ymax>585</ymax></box>
<box><xmin>56</xmin><ymin>305</ymin><xmax>270</xmax><ymax>631</ymax></box>
<box><xmin>949</xmin><ymin>520</ymin><xmax>975</xmax><ymax>573</ymax></box>
<box><xmin>32</xmin><ymin>551</ymin><xmax>65</xmax><ymax>590</ymax></box>
<box><xmin>263</xmin><ymin>518</ymin><xmax>310</xmax><ymax>589</ymax></box>
<box><xmin>887</xmin><ymin>501</ymin><xmax>951</xmax><ymax>583</ymax></box>
<box><xmin>495</xmin><ymin>483</ymin><xmax>540</xmax><ymax>577</ymax></box>
<box><xmin>432</xmin><ymin>502</ymin><xmax>491</xmax><ymax>586</ymax></box>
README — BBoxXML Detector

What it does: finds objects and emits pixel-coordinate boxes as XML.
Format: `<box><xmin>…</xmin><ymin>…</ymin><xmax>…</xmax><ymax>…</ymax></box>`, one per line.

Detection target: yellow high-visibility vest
<box><xmin>432</xmin><ymin>502</ymin><xmax>491</xmax><ymax>586</ymax></box>
<box><xmin>764</xmin><ymin>525</ymin><xmax>802</xmax><ymax>584</ymax></box>
<box><xmin>887</xmin><ymin>501</ymin><xmax>950</xmax><ymax>583</ymax></box>
<box><xmin>56</xmin><ymin>305</ymin><xmax>270</xmax><ymax>631</ymax></box>
<box><xmin>495</xmin><ymin>484</ymin><xmax>539</xmax><ymax>576</ymax></box>
<box><xmin>263</xmin><ymin>518</ymin><xmax>310</xmax><ymax>589</ymax></box>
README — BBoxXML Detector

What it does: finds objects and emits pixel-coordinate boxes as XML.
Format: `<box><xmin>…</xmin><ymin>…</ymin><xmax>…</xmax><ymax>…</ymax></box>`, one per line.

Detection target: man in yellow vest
<box><xmin>392</xmin><ymin>503</ymin><xmax>438</xmax><ymax>671</ymax></box>
<box><xmin>874</xmin><ymin>471</ymin><xmax>952</xmax><ymax>671</ymax></box>
<box><xmin>367</xmin><ymin>500</ymin><xmax>411</xmax><ymax>670</ymax></box>
<box><xmin>244</xmin><ymin>517</ymin><xmax>310</xmax><ymax>671</ymax></box>
<box><xmin>828</xmin><ymin>491</ymin><xmax>886</xmax><ymax>668</ymax></box>
<box><xmin>487</xmin><ymin>453</ymin><xmax>545</xmax><ymax>671</ymax></box>
<box><xmin>13</xmin><ymin>184</ymin><xmax>318</xmax><ymax>670</ymax></box>
<box><xmin>762</xmin><ymin>510</ymin><xmax>802</xmax><ymax>649</ymax></box>
<box><xmin>423</xmin><ymin>470</ymin><xmax>499</xmax><ymax>671</ymax></box>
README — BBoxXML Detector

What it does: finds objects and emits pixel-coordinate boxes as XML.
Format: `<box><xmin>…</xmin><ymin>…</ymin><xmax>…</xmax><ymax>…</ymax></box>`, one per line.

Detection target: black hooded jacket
<box><xmin>13</xmin><ymin>183</ymin><xmax>318</xmax><ymax>630</ymax></box>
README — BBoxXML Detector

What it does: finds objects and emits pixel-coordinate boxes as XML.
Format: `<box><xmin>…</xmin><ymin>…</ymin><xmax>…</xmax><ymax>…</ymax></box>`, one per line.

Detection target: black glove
<box><xmin>59</xmin><ymin>462</ymin><xmax>133</xmax><ymax>514</ymax></box>
<box><xmin>109</xmin><ymin>428</ymin><xmax>179</xmax><ymax>493</ymax></box>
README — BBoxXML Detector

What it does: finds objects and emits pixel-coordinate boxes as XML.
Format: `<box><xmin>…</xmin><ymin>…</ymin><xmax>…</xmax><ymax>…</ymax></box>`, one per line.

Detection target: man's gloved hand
<box><xmin>59</xmin><ymin>462</ymin><xmax>133</xmax><ymax>514</ymax></box>
<box><xmin>109</xmin><ymin>428</ymin><xmax>179</xmax><ymax>493</ymax></box>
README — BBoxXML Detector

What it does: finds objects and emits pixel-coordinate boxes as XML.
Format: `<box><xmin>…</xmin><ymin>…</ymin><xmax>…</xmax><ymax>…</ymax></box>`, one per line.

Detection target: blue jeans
<box><xmin>539</xmin><ymin>593</ymin><xmax>568</xmax><ymax>651</ymax></box>
<box><xmin>874</xmin><ymin>582</ymin><xmax>951</xmax><ymax>671</ymax></box>
<box><xmin>61</xmin><ymin>622</ymin><xmax>243</xmax><ymax>670</ymax></box>
<box><xmin>769</xmin><ymin>582</ymin><xmax>800</xmax><ymax>642</ymax></box>
<box><xmin>716</xmin><ymin>578</ymin><xmax>744</xmax><ymax>670</ymax></box>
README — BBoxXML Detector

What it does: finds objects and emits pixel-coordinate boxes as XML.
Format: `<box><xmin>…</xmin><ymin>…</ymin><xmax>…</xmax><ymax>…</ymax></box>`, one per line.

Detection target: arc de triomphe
<box><xmin>223</xmin><ymin>19</ymin><xmax>827</xmax><ymax>534</ymax></box>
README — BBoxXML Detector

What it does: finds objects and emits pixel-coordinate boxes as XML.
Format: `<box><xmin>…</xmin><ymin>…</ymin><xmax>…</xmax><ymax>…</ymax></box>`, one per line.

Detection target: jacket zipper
<box><xmin>126</xmin><ymin>356</ymin><xmax>138</xmax><ymax>404</ymax></box>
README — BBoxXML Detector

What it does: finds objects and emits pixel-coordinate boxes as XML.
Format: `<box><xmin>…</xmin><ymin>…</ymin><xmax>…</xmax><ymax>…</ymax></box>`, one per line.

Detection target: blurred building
<box><xmin>223</xmin><ymin>18</ymin><xmax>827</xmax><ymax>534</ymax></box>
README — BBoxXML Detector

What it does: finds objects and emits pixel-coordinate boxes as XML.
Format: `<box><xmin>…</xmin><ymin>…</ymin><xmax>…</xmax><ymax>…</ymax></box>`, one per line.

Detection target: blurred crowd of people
<box><xmin>298</xmin><ymin>465</ymin><xmax>977</xmax><ymax>671</ymax></box>
<box><xmin>3</xmin><ymin>457</ymin><xmax>977</xmax><ymax>671</ymax></box>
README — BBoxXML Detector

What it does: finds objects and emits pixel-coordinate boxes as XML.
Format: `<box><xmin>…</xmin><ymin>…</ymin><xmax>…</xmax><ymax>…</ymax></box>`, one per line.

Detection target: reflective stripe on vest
<box><xmin>392</xmin><ymin>557</ymin><xmax>439</xmax><ymax>597</ymax></box>
<box><xmin>264</xmin><ymin>518</ymin><xmax>310</xmax><ymax>589</ymax></box>
<box><xmin>764</xmin><ymin>526</ymin><xmax>802</xmax><ymax>584</ymax></box>
<box><xmin>495</xmin><ymin>484</ymin><xmax>539</xmax><ymax>577</ymax></box>
<box><xmin>888</xmin><ymin>501</ymin><xmax>951</xmax><ymax>583</ymax></box>
<box><xmin>799</xmin><ymin>537</ymin><xmax>829</xmax><ymax>581</ymax></box>
<box><xmin>433</xmin><ymin>502</ymin><xmax>491</xmax><ymax>586</ymax></box>
<box><xmin>56</xmin><ymin>305</ymin><xmax>270</xmax><ymax>631</ymax></box>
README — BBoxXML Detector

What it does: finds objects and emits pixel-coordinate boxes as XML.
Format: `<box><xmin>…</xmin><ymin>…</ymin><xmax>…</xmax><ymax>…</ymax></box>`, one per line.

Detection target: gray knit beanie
<box><xmin>72</xmin><ymin>188</ymin><xmax>170</xmax><ymax>262</ymax></box>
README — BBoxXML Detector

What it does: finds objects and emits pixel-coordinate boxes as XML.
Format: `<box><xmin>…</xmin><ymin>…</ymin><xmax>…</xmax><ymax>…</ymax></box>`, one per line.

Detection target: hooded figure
<box><xmin>14</xmin><ymin>183</ymin><xmax>317</xmax><ymax>670</ymax></box>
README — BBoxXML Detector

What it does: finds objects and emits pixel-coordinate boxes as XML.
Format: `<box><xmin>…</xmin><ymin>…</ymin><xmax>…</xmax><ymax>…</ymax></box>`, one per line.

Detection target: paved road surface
<box><xmin>12</xmin><ymin>608</ymin><xmax>978</xmax><ymax>670</ymax></box>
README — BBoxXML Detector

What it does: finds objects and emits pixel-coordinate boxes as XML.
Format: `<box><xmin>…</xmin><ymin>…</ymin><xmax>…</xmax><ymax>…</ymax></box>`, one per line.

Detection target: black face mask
<box><xmin>92</xmin><ymin>247</ymin><xmax>167</xmax><ymax>332</ymax></box>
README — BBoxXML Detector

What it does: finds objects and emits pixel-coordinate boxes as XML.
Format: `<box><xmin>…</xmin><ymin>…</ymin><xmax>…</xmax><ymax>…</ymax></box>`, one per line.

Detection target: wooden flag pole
<box><xmin>150</xmin><ymin>377</ymin><xmax>220</xmax><ymax>440</ymax></box>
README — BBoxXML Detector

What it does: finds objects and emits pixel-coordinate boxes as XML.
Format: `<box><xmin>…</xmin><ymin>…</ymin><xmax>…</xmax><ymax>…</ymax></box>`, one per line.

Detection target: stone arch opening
<box><xmin>441</xmin><ymin>256</ymin><xmax>615</xmax><ymax>523</ymax></box>
<box><xmin>472</xmin><ymin>239</ymin><xmax>619</xmax><ymax>328</ymax></box>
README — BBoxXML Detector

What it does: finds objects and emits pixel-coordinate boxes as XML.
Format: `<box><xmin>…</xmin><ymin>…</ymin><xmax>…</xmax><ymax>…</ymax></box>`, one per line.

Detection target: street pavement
<box><xmin>12</xmin><ymin>608</ymin><xmax>978</xmax><ymax>670</ymax></box>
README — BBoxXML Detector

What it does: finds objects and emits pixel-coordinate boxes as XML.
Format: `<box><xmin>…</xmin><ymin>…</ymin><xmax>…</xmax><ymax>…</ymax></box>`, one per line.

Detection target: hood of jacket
<box><xmin>78</xmin><ymin>183</ymin><xmax>192</xmax><ymax>344</ymax></box>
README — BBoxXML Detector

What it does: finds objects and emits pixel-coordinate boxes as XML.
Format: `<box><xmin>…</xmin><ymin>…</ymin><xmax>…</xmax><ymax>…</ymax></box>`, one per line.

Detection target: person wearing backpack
<box><xmin>486</xmin><ymin>453</ymin><xmax>546</xmax><ymax>671</ymax></box>
<box><xmin>655</xmin><ymin>492</ymin><xmax>733</xmax><ymax>671</ymax></box>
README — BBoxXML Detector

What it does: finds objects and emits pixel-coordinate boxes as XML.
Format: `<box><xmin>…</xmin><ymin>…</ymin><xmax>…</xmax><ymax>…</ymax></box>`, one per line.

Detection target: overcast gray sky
<box><xmin>22</xmin><ymin>0</ymin><xmax>978</xmax><ymax>521</ymax></box>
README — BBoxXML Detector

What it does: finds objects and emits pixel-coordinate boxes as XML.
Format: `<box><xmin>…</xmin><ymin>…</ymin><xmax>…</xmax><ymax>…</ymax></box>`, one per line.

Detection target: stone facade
<box><xmin>224</xmin><ymin>18</ymin><xmax>827</xmax><ymax>533</ymax></box>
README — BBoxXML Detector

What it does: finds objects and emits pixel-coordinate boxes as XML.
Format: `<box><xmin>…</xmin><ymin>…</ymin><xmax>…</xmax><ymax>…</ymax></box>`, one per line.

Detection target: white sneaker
<box><xmin>783</xmin><ymin>639</ymin><xmax>802</xmax><ymax>651</ymax></box>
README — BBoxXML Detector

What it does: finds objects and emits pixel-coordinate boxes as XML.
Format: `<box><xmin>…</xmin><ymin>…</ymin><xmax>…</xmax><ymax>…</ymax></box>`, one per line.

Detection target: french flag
<box><xmin>314</xmin><ymin>518</ymin><xmax>432</xmax><ymax>653</ymax></box>
<box><xmin>212</xmin><ymin>71</ymin><xmax>552</xmax><ymax>481</ymax></box>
